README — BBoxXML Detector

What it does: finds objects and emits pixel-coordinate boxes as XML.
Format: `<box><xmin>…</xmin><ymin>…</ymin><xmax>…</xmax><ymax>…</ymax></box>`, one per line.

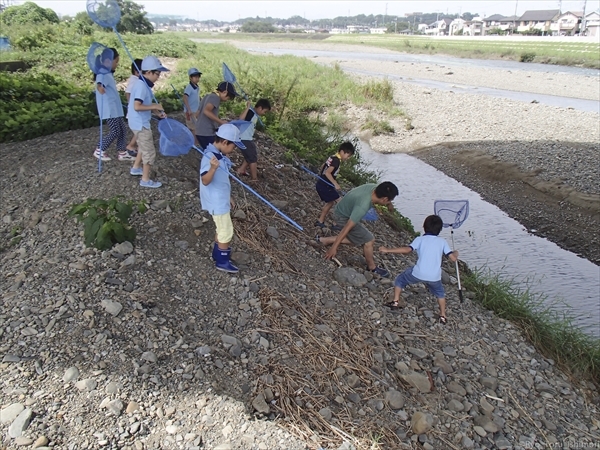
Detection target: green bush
<box><xmin>0</xmin><ymin>72</ymin><xmax>97</xmax><ymax>143</ymax></box>
<box><xmin>520</xmin><ymin>52</ymin><xmax>536</xmax><ymax>63</ymax></box>
<box><xmin>69</xmin><ymin>197</ymin><xmax>147</xmax><ymax>250</ymax></box>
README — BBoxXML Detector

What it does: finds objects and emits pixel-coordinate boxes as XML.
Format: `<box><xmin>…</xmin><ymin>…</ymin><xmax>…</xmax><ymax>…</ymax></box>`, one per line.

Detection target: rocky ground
<box><xmin>1</xmin><ymin>115</ymin><xmax>599</xmax><ymax>449</ymax></box>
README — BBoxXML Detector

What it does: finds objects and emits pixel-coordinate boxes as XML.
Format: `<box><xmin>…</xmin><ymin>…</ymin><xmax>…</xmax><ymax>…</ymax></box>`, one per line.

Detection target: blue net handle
<box><xmin>434</xmin><ymin>200</ymin><xmax>470</xmax><ymax>229</ymax></box>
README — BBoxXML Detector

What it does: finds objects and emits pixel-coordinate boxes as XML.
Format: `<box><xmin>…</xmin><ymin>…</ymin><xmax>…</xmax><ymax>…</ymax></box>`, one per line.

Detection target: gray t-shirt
<box><xmin>195</xmin><ymin>92</ymin><xmax>221</xmax><ymax>136</ymax></box>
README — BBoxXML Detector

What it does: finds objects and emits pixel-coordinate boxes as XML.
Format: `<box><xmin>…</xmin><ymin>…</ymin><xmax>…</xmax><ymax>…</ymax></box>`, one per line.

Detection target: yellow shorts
<box><xmin>212</xmin><ymin>212</ymin><xmax>234</xmax><ymax>244</ymax></box>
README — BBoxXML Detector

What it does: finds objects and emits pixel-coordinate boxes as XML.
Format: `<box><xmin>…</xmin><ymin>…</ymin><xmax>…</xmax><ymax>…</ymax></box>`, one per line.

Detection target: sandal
<box><xmin>439</xmin><ymin>316</ymin><xmax>447</xmax><ymax>325</ymax></box>
<box><xmin>384</xmin><ymin>301</ymin><xmax>401</xmax><ymax>311</ymax></box>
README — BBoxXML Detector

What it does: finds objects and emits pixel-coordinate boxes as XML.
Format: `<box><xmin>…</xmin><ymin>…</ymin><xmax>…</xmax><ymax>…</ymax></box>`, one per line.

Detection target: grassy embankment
<box><xmin>3</xmin><ymin>28</ymin><xmax>599</xmax><ymax>383</ymax></box>
<box><xmin>181</xmin><ymin>31</ymin><xmax>600</xmax><ymax>69</ymax></box>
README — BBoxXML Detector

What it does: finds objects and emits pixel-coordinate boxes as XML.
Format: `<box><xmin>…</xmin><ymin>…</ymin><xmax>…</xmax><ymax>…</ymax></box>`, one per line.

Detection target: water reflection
<box><xmin>359</xmin><ymin>144</ymin><xmax>600</xmax><ymax>336</ymax></box>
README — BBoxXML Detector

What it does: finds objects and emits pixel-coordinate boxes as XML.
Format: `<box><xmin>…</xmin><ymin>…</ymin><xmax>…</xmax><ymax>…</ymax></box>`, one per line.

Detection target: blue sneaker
<box><xmin>330</xmin><ymin>224</ymin><xmax>343</xmax><ymax>232</ymax></box>
<box><xmin>130</xmin><ymin>167</ymin><xmax>143</xmax><ymax>176</ymax></box>
<box><xmin>370</xmin><ymin>266</ymin><xmax>390</xmax><ymax>278</ymax></box>
<box><xmin>140</xmin><ymin>179</ymin><xmax>162</xmax><ymax>188</ymax></box>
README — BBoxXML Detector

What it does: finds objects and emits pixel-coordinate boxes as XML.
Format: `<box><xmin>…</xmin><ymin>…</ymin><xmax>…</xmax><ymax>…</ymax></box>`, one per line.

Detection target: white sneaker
<box><xmin>93</xmin><ymin>149</ymin><xmax>111</xmax><ymax>161</ymax></box>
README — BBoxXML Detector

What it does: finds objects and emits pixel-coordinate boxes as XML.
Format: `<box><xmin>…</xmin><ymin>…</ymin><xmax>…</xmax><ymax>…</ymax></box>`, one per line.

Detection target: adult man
<box><xmin>317</xmin><ymin>181</ymin><xmax>399</xmax><ymax>277</ymax></box>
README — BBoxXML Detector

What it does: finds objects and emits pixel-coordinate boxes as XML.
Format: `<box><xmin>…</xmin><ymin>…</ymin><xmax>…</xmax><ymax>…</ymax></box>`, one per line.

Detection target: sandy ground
<box><xmin>226</xmin><ymin>39</ymin><xmax>600</xmax><ymax>100</ymax></box>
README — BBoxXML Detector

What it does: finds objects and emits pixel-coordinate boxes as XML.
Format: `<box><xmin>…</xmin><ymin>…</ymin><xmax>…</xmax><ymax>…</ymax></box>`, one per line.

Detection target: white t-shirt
<box><xmin>410</xmin><ymin>234</ymin><xmax>453</xmax><ymax>282</ymax></box>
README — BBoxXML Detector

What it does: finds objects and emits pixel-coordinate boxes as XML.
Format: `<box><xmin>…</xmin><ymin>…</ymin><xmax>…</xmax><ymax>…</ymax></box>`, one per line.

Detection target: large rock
<box><xmin>333</xmin><ymin>268</ymin><xmax>367</xmax><ymax>287</ymax></box>
<box><xmin>8</xmin><ymin>408</ymin><xmax>33</xmax><ymax>438</ymax></box>
<box><xmin>252</xmin><ymin>393</ymin><xmax>270</xmax><ymax>414</ymax></box>
<box><xmin>1</xmin><ymin>403</ymin><xmax>24</xmax><ymax>424</ymax></box>
<box><xmin>411</xmin><ymin>411</ymin><xmax>433</xmax><ymax>434</ymax></box>
<box><xmin>401</xmin><ymin>371</ymin><xmax>432</xmax><ymax>393</ymax></box>
<box><xmin>384</xmin><ymin>390</ymin><xmax>405</xmax><ymax>410</ymax></box>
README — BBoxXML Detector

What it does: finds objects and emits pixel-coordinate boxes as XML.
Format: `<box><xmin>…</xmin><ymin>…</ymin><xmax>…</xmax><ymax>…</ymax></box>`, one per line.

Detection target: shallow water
<box><xmin>243</xmin><ymin>46</ymin><xmax>600</xmax><ymax>77</ymax></box>
<box><xmin>359</xmin><ymin>143</ymin><xmax>600</xmax><ymax>337</ymax></box>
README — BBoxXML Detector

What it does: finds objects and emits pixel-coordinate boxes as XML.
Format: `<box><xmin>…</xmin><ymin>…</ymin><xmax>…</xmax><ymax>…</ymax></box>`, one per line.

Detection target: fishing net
<box><xmin>86</xmin><ymin>0</ymin><xmax>121</xmax><ymax>28</ymax></box>
<box><xmin>86</xmin><ymin>42</ymin><xmax>113</xmax><ymax>74</ymax></box>
<box><xmin>158</xmin><ymin>119</ymin><xmax>194</xmax><ymax>157</ymax></box>
<box><xmin>222</xmin><ymin>63</ymin><xmax>264</xmax><ymax>127</ymax></box>
<box><xmin>434</xmin><ymin>200</ymin><xmax>470</xmax><ymax>229</ymax></box>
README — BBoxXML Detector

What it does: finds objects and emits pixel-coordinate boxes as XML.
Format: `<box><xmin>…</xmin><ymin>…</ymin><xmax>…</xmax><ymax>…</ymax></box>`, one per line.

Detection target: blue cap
<box><xmin>216</xmin><ymin>123</ymin><xmax>246</xmax><ymax>150</ymax></box>
<box><xmin>188</xmin><ymin>67</ymin><xmax>202</xmax><ymax>76</ymax></box>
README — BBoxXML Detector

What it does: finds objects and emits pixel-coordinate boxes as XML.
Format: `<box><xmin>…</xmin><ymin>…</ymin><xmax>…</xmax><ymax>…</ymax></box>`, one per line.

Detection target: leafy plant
<box><xmin>520</xmin><ymin>52</ymin><xmax>536</xmax><ymax>63</ymax></box>
<box><xmin>69</xmin><ymin>197</ymin><xmax>147</xmax><ymax>250</ymax></box>
<box><xmin>361</xmin><ymin>116</ymin><xmax>395</xmax><ymax>136</ymax></box>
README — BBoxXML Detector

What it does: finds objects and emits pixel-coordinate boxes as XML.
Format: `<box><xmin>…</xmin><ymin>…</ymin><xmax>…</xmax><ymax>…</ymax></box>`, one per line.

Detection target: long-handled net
<box><xmin>86</xmin><ymin>42</ymin><xmax>113</xmax><ymax>173</ymax></box>
<box><xmin>86</xmin><ymin>0</ymin><xmax>172</xmax><ymax>133</ymax></box>
<box><xmin>222</xmin><ymin>62</ymin><xmax>264</xmax><ymax>127</ymax></box>
<box><xmin>434</xmin><ymin>200</ymin><xmax>469</xmax><ymax>302</ymax></box>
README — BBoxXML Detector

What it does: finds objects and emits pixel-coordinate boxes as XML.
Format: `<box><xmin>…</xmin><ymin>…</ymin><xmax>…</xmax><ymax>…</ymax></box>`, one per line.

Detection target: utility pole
<box><xmin>384</xmin><ymin>3</ymin><xmax>388</xmax><ymax>27</ymax></box>
<box><xmin>558</xmin><ymin>0</ymin><xmax>562</xmax><ymax>14</ymax></box>
<box><xmin>581</xmin><ymin>0</ymin><xmax>588</xmax><ymax>35</ymax></box>
<box><xmin>513</xmin><ymin>0</ymin><xmax>518</xmax><ymax>34</ymax></box>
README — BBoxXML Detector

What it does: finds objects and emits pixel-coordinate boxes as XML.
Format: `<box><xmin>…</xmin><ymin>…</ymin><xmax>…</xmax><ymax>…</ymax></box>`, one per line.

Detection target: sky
<box><xmin>21</xmin><ymin>1</ymin><xmax>600</xmax><ymax>21</ymax></box>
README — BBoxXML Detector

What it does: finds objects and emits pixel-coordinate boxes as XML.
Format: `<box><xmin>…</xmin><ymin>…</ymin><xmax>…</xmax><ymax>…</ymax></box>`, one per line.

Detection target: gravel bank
<box><xmin>1</xmin><ymin>122</ymin><xmax>598</xmax><ymax>449</ymax></box>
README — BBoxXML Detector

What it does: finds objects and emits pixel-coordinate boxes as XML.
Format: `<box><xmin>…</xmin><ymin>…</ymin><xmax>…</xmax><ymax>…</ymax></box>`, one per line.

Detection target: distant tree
<box><xmin>0</xmin><ymin>1</ymin><xmax>60</xmax><ymax>26</ymax></box>
<box><xmin>386</xmin><ymin>21</ymin><xmax>409</xmax><ymax>33</ymax></box>
<box><xmin>462</xmin><ymin>12</ymin><xmax>474</xmax><ymax>21</ymax></box>
<box><xmin>115</xmin><ymin>0</ymin><xmax>153</xmax><ymax>34</ymax></box>
<box><xmin>241</xmin><ymin>21</ymin><xmax>276</xmax><ymax>33</ymax></box>
<box><xmin>168</xmin><ymin>19</ymin><xmax>177</xmax><ymax>27</ymax></box>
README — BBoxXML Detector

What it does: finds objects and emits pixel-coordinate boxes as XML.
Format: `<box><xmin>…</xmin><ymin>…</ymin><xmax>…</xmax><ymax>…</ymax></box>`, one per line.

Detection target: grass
<box><xmin>325</xmin><ymin>34</ymin><xmax>600</xmax><ymax>69</ymax></box>
<box><xmin>361</xmin><ymin>116</ymin><xmax>395</xmax><ymax>136</ymax></box>
<box><xmin>463</xmin><ymin>269</ymin><xmax>600</xmax><ymax>383</ymax></box>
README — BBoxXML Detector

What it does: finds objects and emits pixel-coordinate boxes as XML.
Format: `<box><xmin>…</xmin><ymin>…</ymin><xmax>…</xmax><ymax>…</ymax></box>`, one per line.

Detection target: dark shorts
<box><xmin>332</xmin><ymin>213</ymin><xmax>373</xmax><ymax>246</ymax></box>
<box><xmin>316</xmin><ymin>181</ymin><xmax>340</xmax><ymax>203</ymax></box>
<box><xmin>394</xmin><ymin>266</ymin><xmax>445</xmax><ymax>298</ymax></box>
<box><xmin>196</xmin><ymin>135</ymin><xmax>215</xmax><ymax>150</ymax></box>
<box><xmin>240</xmin><ymin>140</ymin><xmax>258</xmax><ymax>163</ymax></box>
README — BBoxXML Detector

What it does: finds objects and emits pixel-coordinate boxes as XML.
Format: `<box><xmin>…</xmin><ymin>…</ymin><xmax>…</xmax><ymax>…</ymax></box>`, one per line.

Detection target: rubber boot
<box><xmin>211</xmin><ymin>242</ymin><xmax>219</xmax><ymax>261</ymax></box>
<box><xmin>215</xmin><ymin>247</ymin><xmax>239</xmax><ymax>273</ymax></box>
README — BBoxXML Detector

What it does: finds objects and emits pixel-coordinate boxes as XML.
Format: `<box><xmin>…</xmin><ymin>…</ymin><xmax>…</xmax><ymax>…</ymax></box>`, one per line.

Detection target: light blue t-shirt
<box><xmin>95</xmin><ymin>72</ymin><xmax>123</xmax><ymax>120</ymax></box>
<box><xmin>199</xmin><ymin>144</ymin><xmax>232</xmax><ymax>216</ymax></box>
<box><xmin>410</xmin><ymin>234</ymin><xmax>453</xmax><ymax>282</ymax></box>
<box><xmin>183</xmin><ymin>83</ymin><xmax>200</xmax><ymax>114</ymax></box>
<box><xmin>127</xmin><ymin>77</ymin><xmax>153</xmax><ymax>131</ymax></box>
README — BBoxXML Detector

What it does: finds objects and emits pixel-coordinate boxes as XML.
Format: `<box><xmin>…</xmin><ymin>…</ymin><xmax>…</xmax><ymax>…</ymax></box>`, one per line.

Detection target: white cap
<box><xmin>216</xmin><ymin>123</ymin><xmax>246</xmax><ymax>149</ymax></box>
<box><xmin>141</xmin><ymin>56</ymin><xmax>169</xmax><ymax>72</ymax></box>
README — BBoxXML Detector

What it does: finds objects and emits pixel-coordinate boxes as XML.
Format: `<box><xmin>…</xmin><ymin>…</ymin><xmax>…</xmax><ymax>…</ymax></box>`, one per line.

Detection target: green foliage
<box><xmin>361</xmin><ymin>116</ymin><xmax>395</xmax><ymax>136</ymax></box>
<box><xmin>463</xmin><ymin>269</ymin><xmax>600</xmax><ymax>382</ymax></box>
<box><xmin>241</xmin><ymin>21</ymin><xmax>277</xmax><ymax>33</ymax></box>
<box><xmin>69</xmin><ymin>197</ymin><xmax>147</xmax><ymax>250</ymax></box>
<box><xmin>0</xmin><ymin>72</ymin><xmax>97</xmax><ymax>143</ymax></box>
<box><xmin>361</xmin><ymin>79</ymin><xmax>394</xmax><ymax>104</ymax></box>
<box><xmin>520</xmin><ymin>52</ymin><xmax>536</xmax><ymax>63</ymax></box>
<box><xmin>115</xmin><ymin>0</ymin><xmax>154</xmax><ymax>35</ymax></box>
<box><xmin>0</xmin><ymin>2</ymin><xmax>59</xmax><ymax>26</ymax></box>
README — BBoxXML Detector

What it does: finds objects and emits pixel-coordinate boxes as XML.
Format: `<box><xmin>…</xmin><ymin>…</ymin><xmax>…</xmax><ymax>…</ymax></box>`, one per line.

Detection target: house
<box><xmin>464</xmin><ymin>17</ymin><xmax>484</xmax><ymax>35</ymax></box>
<box><xmin>448</xmin><ymin>17</ymin><xmax>466</xmax><ymax>35</ymax></box>
<box><xmin>517</xmin><ymin>10</ymin><xmax>560</xmax><ymax>34</ymax></box>
<box><xmin>483</xmin><ymin>14</ymin><xmax>518</xmax><ymax>33</ymax></box>
<box><xmin>425</xmin><ymin>18</ymin><xmax>452</xmax><ymax>35</ymax></box>
<box><xmin>370</xmin><ymin>27</ymin><xmax>387</xmax><ymax>34</ymax></box>
<box><xmin>552</xmin><ymin>11</ymin><xmax>583</xmax><ymax>35</ymax></box>
<box><xmin>583</xmin><ymin>11</ymin><xmax>600</xmax><ymax>37</ymax></box>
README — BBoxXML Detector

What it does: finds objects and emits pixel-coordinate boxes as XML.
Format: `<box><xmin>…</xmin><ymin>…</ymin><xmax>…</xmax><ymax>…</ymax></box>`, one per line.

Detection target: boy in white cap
<box><xmin>128</xmin><ymin>55</ymin><xmax>169</xmax><ymax>188</ymax></box>
<box><xmin>199</xmin><ymin>123</ymin><xmax>246</xmax><ymax>273</ymax></box>
<box><xmin>183</xmin><ymin>67</ymin><xmax>202</xmax><ymax>145</ymax></box>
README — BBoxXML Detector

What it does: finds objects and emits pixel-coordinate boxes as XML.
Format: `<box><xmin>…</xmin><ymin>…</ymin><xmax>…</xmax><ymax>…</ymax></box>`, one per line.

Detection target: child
<box><xmin>195</xmin><ymin>81</ymin><xmax>238</xmax><ymax>150</ymax></box>
<box><xmin>236</xmin><ymin>98</ymin><xmax>271</xmax><ymax>181</ymax></box>
<box><xmin>379</xmin><ymin>214</ymin><xmax>459</xmax><ymax>324</ymax></box>
<box><xmin>93</xmin><ymin>47</ymin><xmax>129</xmax><ymax>162</ymax></box>
<box><xmin>314</xmin><ymin>141</ymin><xmax>355</xmax><ymax>229</ymax></box>
<box><xmin>183</xmin><ymin>68</ymin><xmax>202</xmax><ymax>137</ymax></box>
<box><xmin>199</xmin><ymin>124</ymin><xmax>247</xmax><ymax>273</ymax></box>
<box><xmin>127</xmin><ymin>55</ymin><xmax>168</xmax><ymax>188</ymax></box>
<box><xmin>123</xmin><ymin>58</ymin><xmax>143</xmax><ymax>158</ymax></box>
